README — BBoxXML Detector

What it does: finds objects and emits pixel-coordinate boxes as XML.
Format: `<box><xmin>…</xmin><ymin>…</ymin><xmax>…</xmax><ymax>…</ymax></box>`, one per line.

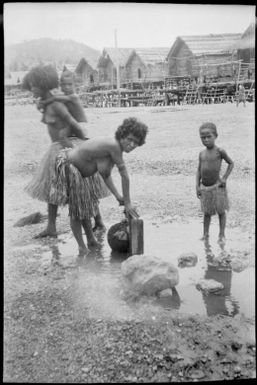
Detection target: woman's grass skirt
<box><xmin>200</xmin><ymin>184</ymin><xmax>229</xmax><ymax>216</ymax></box>
<box><xmin>53</xmin><ymin>149</ymin><xmax>99</xmax><ymax>220</ymax></box>
<box><xmin>24</xmin><ymin>141</ymin><xmax>63</xmax><ymax>204</ymax></box>
<box><xmin>25</xmin><ymin>138</ymin><xmax>110</xmax><ymax>205</ymax></box>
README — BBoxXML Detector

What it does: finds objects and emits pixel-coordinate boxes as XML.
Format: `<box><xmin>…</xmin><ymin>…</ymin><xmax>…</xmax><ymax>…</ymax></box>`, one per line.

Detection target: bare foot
<box><xmin>92</xmin><ymin>223</ymin><xmax>106</xmax><ymax>232</ymax></box>
<box><xmin>218</xmin><ymin>236</ymin><xmax>226</xmax><ymax>244</ymax></box>
<box><xmin>78</xmin><ymin>247</ymin><xmax>89</xmax><ymax>257</ymax></box>
<box><xmin>34</xmin><ymin>229</ymin><xmax>57</xmax><ymax>239</ymax></box>
<box><xmin>87</xmin><ymin>239</ymin><xmax>101</xmax><ymax>249</ymax></box>
<box><xmin>200</xmin><ymin>234</ymin><xmax>209</xmax><ymax>241</ymax></box>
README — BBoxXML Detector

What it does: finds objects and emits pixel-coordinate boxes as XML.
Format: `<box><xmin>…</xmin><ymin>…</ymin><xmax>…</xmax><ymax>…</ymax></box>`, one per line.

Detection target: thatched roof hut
<box><xmin>124</xmin><ymin>47</ymin><xmax>169</xmax><ymax>84</ymax></box>
<box><xmin>167</xmin><ymin>33</ymin><xmax>241</xmax><ymax>80</ymax></box>
<box><xmin>75</xmin><ymin>58</ymin><xmax>99</xmax><ymax>87</ymax></box>
<box><xmin>133</xmin><ymin>48</ymin><xmax>170</xmax><ymax>66</ymax></box>
<box><xmin>234</xmin><ymin>23</ymin><xmax>255</xmax><ymax>67</ymax></box>
<box><xmin>97</xmin><ymin>48</ymin><xmax>133</xmax><ymax>86</ymax></box>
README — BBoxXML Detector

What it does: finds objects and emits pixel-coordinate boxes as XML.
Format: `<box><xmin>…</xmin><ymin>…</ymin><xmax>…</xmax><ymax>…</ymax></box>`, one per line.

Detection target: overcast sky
<box><xmin>4</xmin><ymin>3</ymin><xmax>256</xmax><ymax>50</ymax></box>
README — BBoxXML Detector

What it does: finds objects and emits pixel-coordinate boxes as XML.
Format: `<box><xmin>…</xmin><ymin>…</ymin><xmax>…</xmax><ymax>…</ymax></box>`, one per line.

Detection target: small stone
<box><xmin>82</xmin><ymin>367</ymin><xmax>90</xmax><ymax>373</ymax></box>
<box><xmin>188</xmin><ymin>370</ymin><xmax>205</xmax><ymax>380</ymax></box>
<box><xmin>159</xmin><ymin>288</ymin><xmax>173</xmax><ymax>298</ymax></box>
<box><xmin>178</xmin><ymin>252</ymin><xmax>198</xmax><ymax>267</ymax></box>
<box><xmin>196</xmin><ymin>279</ymin><xmax>224</xmax><ymax>293</ymax></box>
<box><xmin>231</xmin><ymin>341</ymin><xmax>242</xmax><ymax>351</ymax></box>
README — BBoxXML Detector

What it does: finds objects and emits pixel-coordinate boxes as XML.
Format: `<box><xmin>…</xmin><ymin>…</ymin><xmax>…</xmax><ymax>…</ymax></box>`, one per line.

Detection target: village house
<box><xmin>74</xmin><ymin>58</ymin><xmax>99</xmax><ymax>88</ymax></box>
<box><xmin>97</xmin><ymin>48</ymin><xmax>133</xmax><ymax>88</ymax></box>
<box><xmin>123</xmin><ymin>47</ymin><xmax>170</xmax><ymax>86</ymax></box>
<box><xmin>166</xmin><ymin>33</ymin><xmax>242</xmax><ymax>82</ymax></box>
<box><xmin>234</xmin><ymin>23</ymin><xmax>255</xmax><ymax>80</ymax></box>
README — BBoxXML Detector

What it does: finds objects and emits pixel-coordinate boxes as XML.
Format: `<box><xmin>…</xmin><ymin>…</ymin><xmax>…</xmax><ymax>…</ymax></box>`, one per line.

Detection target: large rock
<box><xmin>121</xmin><ymin>254</ymin><xmax>179</xmax><ymax>296</ymax></box>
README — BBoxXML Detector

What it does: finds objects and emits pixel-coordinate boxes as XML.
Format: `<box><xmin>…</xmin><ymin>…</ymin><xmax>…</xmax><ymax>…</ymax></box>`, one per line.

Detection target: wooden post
<box><xmin>128</xmin><ymin>213</ymin><xmax>144</xmax><ymax>256</ymax></box>
<box><xmin>114</xmin><ymin>29</ymin><xmax>121</xmax><ymax>107</ymax></box>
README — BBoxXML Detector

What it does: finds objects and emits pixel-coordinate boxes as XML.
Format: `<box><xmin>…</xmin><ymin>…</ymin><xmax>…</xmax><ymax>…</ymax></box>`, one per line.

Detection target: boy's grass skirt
<box><xmin>200</xmin><ymin>183</ymin><xmax>229</xmax><ymax>216</ymax></box>
<box><xmin>52</xmin><ymin>149</ymin><xmax>99</xmax><ymax>220</ymax></box>
<box><xmin>25</xmin><ymin>137</ymin><xmax>110</xmax><ymax>204</ymax></box>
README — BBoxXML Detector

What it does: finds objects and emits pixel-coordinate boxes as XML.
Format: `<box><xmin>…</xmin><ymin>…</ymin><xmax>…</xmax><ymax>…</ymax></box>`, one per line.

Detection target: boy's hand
<box><xmin>196</xmin><ymin>186</ymin><xmax>201</xmax><ymax>199</ymax></box>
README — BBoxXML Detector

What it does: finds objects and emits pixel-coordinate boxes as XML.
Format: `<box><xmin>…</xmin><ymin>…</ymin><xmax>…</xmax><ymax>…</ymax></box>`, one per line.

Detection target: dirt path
<box><xmin>4</xmin><ymin>103</ymin><xmax>255</xmax><ymax>382</ymax></box>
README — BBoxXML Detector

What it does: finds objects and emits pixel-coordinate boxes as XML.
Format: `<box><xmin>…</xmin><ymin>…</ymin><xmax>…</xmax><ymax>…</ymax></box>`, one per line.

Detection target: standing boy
<box><xmin>196</xmin><ymin>122</ymin><xmax>234</xmax><ymax>243</ymax></box>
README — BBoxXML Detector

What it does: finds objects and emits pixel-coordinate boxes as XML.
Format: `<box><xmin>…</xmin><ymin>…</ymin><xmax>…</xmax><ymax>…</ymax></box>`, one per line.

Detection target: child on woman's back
<box><xmin>196</xmin><ymin>122</ymin><xmax>234</xmax><ymax>243</ymax></box>
<box><xmin>39</xmin><ymin>68</ymin><xmax>89</xmax><ymax>138</ymax></box>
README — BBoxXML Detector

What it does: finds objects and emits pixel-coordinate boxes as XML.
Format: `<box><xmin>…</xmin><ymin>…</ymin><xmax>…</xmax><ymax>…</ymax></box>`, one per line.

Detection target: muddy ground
<box><xmin>4</xmin><ymin>102</ymin><xmax>255</xmax><ymax>382</ymax></box>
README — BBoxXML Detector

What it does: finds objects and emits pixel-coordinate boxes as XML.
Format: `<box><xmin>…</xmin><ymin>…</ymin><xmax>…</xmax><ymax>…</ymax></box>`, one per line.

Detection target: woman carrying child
<box><xmin>22</xmin><ymin>65</ymin><xmax>104</xmax><ymax>238</ymax></box>
<box><xmin>38</xmin><ymin>68</ymin><xmax>110</xmax><ymax>230</ymax></box>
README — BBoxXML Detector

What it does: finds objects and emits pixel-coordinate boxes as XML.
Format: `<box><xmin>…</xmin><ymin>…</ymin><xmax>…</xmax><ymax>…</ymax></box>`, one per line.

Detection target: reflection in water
<box><xmin>202</xmin><ymin>239</ymin><xmax>239</xmax><ymax>317</ymax></box>
<box><xmin>158</xmin><ymin>287</ymin><xmax>181</xmax><ymax>310</ymax></box>
<box><xmin>110</xmin><ymin>250</ymin><xmax>130</xmax><ymax>264</ymax></box>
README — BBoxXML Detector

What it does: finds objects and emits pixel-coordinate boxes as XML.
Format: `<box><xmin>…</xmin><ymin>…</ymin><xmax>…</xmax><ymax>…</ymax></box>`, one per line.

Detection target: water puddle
<box><xmin>15</xmin><ymin>219</ymin><xmax>255</xmax><ymax>319</ymax></box>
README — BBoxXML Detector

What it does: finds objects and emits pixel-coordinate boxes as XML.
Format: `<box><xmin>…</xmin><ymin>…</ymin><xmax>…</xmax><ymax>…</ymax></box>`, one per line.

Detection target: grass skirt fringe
<box><xmin>92</xmin><ymin>173</ymin><xmax>111</xmax><ymax>199</ymax></box>
<box><xmin>53</xmin><ymin>149</ymin><xmax>99</xmax><ymax>220</ymax></box>
<box><xmin>24</xmin><ymin>142</ymin><xmax>63</xmax><ymax>204</ymax></box>
<box><xmin>200</xmin><ymin>184</ymin><xmax>229</xmax><ymax>216</ymax></box>
<box><xmin>24</xmin><ymin>138</ymin><xmax>85</xmax><ymax>204</ymax></box>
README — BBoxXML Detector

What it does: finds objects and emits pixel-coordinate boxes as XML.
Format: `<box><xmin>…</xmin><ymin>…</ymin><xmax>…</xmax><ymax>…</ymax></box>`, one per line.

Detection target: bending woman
<box><xmin>53</xmin><ymin>117</ymin><xmax>148</xmax><ymax>256</ymax></box>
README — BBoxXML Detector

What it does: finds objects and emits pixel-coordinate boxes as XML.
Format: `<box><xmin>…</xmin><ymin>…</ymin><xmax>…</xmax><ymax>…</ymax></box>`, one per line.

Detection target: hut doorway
<box><xmin>138</xmin><ymin>68</ymin><xmax>142</xmax><ymax>79</ymax></box>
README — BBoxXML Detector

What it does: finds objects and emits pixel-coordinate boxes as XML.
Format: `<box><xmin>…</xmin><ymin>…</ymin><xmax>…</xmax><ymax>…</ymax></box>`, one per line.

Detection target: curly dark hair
<box><xmin>199</xmin><ymin>122</ymin><xmax>218</xmax><ymax>137</ymax></box>
<box><xmin>22</xmin><ymin>65</ymin><xmax>59</xmax><ymax>91</ymax></box>
<box><xmin>115</xmin><ymin>117</ymin><xmax>148</xmax><ymax>146</ymax></box>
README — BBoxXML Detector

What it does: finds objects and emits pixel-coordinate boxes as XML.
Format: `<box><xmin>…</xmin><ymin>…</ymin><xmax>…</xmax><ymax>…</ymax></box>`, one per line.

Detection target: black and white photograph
<box><xmin>4</xmin><ymin>2</ymin><xmax>255</xmax><ymax>382</ymax></box>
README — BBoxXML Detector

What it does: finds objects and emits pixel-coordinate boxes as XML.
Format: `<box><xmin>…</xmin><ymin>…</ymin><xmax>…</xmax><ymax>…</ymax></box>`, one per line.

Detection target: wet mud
<box><xmin>12</xmin><ymin>218</ymin><xmax>255</xmax><ymax>320</ymax></box>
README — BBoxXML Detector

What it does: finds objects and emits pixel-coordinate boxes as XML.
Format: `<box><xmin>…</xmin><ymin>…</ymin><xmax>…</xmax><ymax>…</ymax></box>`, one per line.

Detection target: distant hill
<box><xmin>5</xmin><ymin>38</ymin><xmax>101</xmax><ymax>71</ymax></box>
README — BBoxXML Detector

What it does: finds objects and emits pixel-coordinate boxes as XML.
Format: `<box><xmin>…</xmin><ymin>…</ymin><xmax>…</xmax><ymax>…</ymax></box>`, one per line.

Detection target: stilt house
<box><xmin>75</xmin><ymin>58</ymin><xmax>99</xmax><ymax>88</ymax></box>
<box><xmin>97</xmin><ymin>48</ymin><xmax>133</xmax><ymax>88</ymax></box>
<box><xmin>235</xmin><ymin>23</ymin><xmax>255</xmax><ymax>78</ymax></box>
<box><xmin>167</xmin><ymin>33</ymin><xmax>241</xmax><ymax>82</ymax></box>
<box><xmin>123</xmin><ymin>47</ymin><xmax>170</xmax><ymax>85</ymax></box>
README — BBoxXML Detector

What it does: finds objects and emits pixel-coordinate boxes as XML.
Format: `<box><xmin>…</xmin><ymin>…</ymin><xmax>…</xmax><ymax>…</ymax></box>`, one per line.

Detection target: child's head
<box><xmin>199</xmin><ymin>122</ymin><xmax>218</xmax><ymax>149</ymax></box>
<box><xmin>60</xmin><ymin>69</ymin><xmax>75</xmax><ymax>95</ymax></box>
<box><xmin>199</xmin><ymin>122</ymin><xmax>218</xmax><ymax>137</ymax></box>
<box><xmin>22</xmin><ymin>65</ymin><xmax>58</xmax><ymax>94</ymax></box>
